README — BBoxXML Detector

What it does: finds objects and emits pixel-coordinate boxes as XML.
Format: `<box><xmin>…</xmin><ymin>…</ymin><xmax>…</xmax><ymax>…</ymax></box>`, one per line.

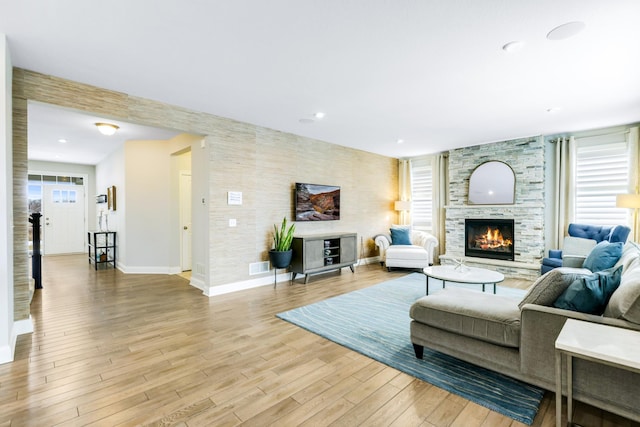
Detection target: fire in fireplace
<box><xmin>465</xmin><ymin>218</ymin><xmax>515</xmax><ymax>261</ymax></box>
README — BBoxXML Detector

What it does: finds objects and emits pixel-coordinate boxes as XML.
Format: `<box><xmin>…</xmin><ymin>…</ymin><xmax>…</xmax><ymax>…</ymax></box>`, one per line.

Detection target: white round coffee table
<box><xmin>423</xmin><ymin>265</ymin><xmax>505</xmax><ymax>295</ymax></box>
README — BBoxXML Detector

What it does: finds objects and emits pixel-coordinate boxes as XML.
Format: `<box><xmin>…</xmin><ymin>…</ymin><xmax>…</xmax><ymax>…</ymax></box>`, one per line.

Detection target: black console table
<box><xmin>88</xmin><ymin>231</ymin><xmax>116</xmax><ymax>270</ymax></box>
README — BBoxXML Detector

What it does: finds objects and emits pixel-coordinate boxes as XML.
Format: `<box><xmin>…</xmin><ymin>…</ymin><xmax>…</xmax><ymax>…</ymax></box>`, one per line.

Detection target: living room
<box><xmin>2</xmin><ymin>2</ymin><xmax>640</xmax><ymax>425</ymax></box>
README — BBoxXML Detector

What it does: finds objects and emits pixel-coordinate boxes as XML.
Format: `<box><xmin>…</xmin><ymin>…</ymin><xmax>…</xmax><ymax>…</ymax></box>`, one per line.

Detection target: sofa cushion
<box><xmin>582</xmin><ymin>241</ymin><xmax>623</xmax><ymax>272</ymax></box>
<box><xmin>410</xmin><ymin>288</ymin><xmax>521</xmax><ymax>348</ymax></box>
<box><xmin>604</xmin><ymin>247</ymin><xmax>640</xmax><ymax>323</ymax></box>
<box><xmin>390</xmin><ymin>227</ymin><xmax>411</xmax><ymax>245</ymax></box>
<box><xmin>553</xmin><ymin>266</ymin><xmax>623</xmax><ymax>314</ymax></box>
<box><xmin>518</xmin><ymin>267</ymin><xmax>592</xmax><ymax>309</ymax></box>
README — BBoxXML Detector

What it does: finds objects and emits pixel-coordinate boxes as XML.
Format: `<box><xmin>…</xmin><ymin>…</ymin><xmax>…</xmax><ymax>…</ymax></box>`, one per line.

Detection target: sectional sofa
<box><xmin>409</xmin><ymin>242</ymin><xmax>640</xmax><ymax>422</ymax></box>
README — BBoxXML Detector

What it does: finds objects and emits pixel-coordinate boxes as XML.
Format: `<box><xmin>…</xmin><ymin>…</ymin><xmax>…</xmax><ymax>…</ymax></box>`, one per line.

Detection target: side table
<box><xmin>554</xmin><ymin>319</ymin><xmax>640</xmax><ymax>427</ymax></box>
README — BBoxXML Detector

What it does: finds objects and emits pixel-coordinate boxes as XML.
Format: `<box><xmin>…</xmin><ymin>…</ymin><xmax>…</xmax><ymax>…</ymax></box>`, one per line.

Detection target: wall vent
<box><xmin>194</xmin><ymin>263</ymin><xmax>205</xmax><ymax>275</ymax></box>
<box><xmin>249</xmin><ymin>261</ymin><xmax>270</xmax><ymax>275</ymax></box>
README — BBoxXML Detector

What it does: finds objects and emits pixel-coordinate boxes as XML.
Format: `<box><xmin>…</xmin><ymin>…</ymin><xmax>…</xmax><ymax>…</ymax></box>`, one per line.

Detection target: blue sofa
<box><xmin>541</xmin><ymin>223</ymin><xmax>631</xmax><ymax>274</ymax></box>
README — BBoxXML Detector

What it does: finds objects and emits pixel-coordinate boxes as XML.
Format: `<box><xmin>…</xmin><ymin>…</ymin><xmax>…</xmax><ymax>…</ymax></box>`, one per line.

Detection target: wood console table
<box><xmin>290</xmin><ymin>233</ymin><xmax>357</xmax><ymax>283</ymax></box>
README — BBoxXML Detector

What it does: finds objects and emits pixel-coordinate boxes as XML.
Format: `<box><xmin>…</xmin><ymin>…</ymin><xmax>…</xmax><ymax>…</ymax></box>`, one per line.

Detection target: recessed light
<box><xmin>547</xmin><ymin>21</ymin><xmax>586</xmax><ymax>41</ymax></box>
<box><xmin>396</xmin><ymin>139</ymin><xmax>404</xmax><ymax>144</ymax></box>
<box><xmin>314</xmin><ymin>112</ymin><xmax>326</xmax><ymax>119</ymax></box>
<box><xmin>58</xmin><ymin>139</ymin><xmax>67</xmax><ymax>143</ymax></box>
<box><xmin>502</xmin><ymin>41</ymin><xmax>525</xmax><ymax>53</ymax></box>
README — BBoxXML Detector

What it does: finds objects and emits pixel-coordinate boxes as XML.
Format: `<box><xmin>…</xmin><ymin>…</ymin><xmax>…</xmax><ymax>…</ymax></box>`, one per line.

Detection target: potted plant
<box><xmin>269</xmin><ymin>216</ymin><xmax>295</xmax><ymax>268</ymax></box>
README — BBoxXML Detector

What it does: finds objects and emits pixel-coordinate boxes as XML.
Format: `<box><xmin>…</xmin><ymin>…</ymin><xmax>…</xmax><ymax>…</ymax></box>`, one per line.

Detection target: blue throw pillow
<box><xmin>582</xmin><ymin>241</ymin><xmax>623</xmax><ymax>272</ymax></box>
<box><xmin>553</xmin><ymin>266</ymin><xmax>623</xmax><ymax>314</ymax></box>
<box><xmin>390</xmin><ymin>227</ymin><xmax>412</xmax><ymax>245</ymax></box>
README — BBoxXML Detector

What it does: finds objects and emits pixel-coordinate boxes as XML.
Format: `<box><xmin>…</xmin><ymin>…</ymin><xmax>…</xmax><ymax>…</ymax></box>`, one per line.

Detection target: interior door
<box><xmin>180</xmin><ymin>172</ymin><xmax>192</xmax><ymax>271</ymax></box>
<box><xmin>42</xmin><ymin>184</ymin><xmax>85</xmax><ymax>254</ymax></box>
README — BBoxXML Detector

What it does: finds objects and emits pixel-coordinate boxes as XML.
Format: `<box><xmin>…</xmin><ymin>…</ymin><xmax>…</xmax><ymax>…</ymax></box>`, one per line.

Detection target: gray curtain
<box><xmin>398</xmin><ymin>159</ymin><xmax>412</xmax><ymax>225</ymax></box>
<box><xmin>552</xmin><ymin>136</ymin><xmax>576</xmax><ymax>248</ymax></box>
<box><xmin>432</xmin><ymin>153</ymin><xmax>448</xmax><ymax>264</ymax></box>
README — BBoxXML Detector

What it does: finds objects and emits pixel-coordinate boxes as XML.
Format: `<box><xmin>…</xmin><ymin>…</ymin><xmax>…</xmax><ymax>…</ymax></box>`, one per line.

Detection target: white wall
<box><xmin>95</xmin><ymin>135</ymin><xmax>196</xmax><ymax>273</ymax></box>
<box><xmin>95</xmin><ymin>145</ymin><xmax>125</xmax><ymax>267</ymax></box>
<box><xmin>0</xmin><ymin>34</ymin><xmax>15</xmax><ymax>364</ymax></box>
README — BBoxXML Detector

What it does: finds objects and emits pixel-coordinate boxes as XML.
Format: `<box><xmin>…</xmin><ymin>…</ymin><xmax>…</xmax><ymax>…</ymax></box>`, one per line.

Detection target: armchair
<box><xmin>541</xmin><ymin>223</ymin><xmax>631</xmax><ymax>274</ymax></box>
<box><xmin>375</xmin><ymin>229</ymin><xmax>438</xmax><ymax>270</ymax></box>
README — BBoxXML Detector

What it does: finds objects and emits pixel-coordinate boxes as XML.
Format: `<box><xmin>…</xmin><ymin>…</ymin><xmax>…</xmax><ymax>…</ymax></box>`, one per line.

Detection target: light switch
<box><xmin>229</xmin><ymin>219</ymin><xmax>237</xmax><ymax>227</ymax></box>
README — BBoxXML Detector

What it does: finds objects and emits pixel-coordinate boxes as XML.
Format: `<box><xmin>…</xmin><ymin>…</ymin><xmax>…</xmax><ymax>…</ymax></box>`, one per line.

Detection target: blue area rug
<box><xmin>276</xmin><ymin>273</ymin><xmax>544</xmax><ymax>425</ymax></box>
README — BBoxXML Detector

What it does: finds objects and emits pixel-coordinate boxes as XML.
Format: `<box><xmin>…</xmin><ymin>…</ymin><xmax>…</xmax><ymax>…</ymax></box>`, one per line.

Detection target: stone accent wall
<box><xmin>444</xmin><ymin>137</ymin><xmax>545</xmax><ymax>280</ymax></box>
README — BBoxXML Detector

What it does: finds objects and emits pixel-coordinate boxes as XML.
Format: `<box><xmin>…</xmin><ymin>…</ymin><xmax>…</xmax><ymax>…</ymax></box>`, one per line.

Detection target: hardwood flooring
<box><xmin>0</xmin><ymin>255</ymin><xmax>637</xmax><ymax>426</ymax></box>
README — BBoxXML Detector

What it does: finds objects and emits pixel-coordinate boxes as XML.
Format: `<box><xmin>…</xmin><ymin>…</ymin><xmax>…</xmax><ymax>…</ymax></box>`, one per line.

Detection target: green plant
<box><xmin>273</xmin><ymin>216</ymin><xmax>295</xmax><ymax>251</ymax></box>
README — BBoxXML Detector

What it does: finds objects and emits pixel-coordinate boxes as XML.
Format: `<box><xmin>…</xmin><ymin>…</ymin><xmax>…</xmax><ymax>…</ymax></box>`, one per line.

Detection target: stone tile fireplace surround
<box><xmin>442</xmin><ymin>137</ymin><xmax>545</xmax><ymax>280</ymax></box>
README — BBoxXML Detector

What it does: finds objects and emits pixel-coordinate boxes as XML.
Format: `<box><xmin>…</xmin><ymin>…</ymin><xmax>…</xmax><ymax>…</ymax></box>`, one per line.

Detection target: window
<box><xmin>574</xmin><ymin>132</ymin><xmax>630</xmax><ymax>226</ymax></box>
<box><xmin>410</xmin><ymin>157</ymin><xmax>433</xmax><ymax>232</ymax></box>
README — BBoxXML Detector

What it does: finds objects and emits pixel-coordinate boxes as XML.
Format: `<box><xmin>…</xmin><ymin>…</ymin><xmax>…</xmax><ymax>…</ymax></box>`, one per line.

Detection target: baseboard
<box><xmin>189</xmin><ymin>276</ymin><xmax>205</xmax><ymax>292</ymax></box>
<box><xmin>205</xmin><ymin>272</ymin><xmax>290</xmax><ymax>297</ymax></box>
<box><xmin>204</xmin><ymin>258</ymin><xmax>381</xmax><ymax>297</ymax></box>
<box><xmin>0</xmin><ymin>316</ymin><xmax>34</xmax><ymax>365</ymax></box>
<box><xmin>118</xmin><ymin>264</ymin><xmax>181</xmax><ymax>274</ymax></box>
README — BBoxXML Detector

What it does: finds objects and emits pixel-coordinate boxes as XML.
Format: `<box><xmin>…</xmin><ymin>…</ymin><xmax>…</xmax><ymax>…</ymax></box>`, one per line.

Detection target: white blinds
<box><xmin>410</xmin><ymin>156</ymin><xmax>433</xmax><ymax>232</ymax></box>
<box><xmin>574</xmin><ymin>132</ymin><xmax>630</xmax><ymax>226</ymax></box>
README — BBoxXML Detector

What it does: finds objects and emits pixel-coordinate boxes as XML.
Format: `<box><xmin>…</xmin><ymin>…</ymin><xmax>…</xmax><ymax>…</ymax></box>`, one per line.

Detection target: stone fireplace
<box><xmin>465</xmin><ymin>218</ymin><xmax>514</xmax><ymax>261</ymax></box>
<box><xmin>442</xmin><ymin>136</ymin><xmax>545</xmax><ymax>280</ymax></box>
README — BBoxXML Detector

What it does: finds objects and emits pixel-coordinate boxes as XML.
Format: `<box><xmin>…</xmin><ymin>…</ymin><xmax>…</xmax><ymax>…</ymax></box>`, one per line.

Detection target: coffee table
<box><xmin>423</xmin><ymin>265</ymin><xmax>505</xmax><ymax>295</ymax></box>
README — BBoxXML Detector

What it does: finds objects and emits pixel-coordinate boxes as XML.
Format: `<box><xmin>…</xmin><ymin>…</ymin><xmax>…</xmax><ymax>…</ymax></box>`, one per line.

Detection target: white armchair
<box><xmin>374</xmin><ymin>230</ymin><xmax>438</xmax><ymax>270</ymax></box>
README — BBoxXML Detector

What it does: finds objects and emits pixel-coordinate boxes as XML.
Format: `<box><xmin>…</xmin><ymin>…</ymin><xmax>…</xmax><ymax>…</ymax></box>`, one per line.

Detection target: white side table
<box><xmin>554</xmin><ymin>319</ymin><xmax>640</xmax><ymax>427</ymax></box>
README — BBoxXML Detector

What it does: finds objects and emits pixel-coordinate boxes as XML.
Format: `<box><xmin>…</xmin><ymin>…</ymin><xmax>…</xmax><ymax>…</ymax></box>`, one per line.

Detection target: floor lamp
<box><xmin>617</xmin><ymin>194</ymin><xmax>640</xmax><ymax>242</ymax></box>
<box><xmin>395</xmin><ymin>200</ymin><xmax>411</xmax><ymax>226</ymax></box>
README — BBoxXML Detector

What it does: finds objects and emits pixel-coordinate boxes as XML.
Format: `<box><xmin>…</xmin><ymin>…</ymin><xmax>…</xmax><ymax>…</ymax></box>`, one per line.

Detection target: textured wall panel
<box><xmin>12</xmin><ymin>68</ymin><xmax>397</xmax><ymax>307</ymax></box>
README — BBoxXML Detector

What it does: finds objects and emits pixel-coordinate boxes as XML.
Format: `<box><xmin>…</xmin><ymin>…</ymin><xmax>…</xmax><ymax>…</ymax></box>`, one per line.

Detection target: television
<box><xmin>294</xmin><ymin>183</ymin><xmax>340</xmax><ymax>221</ymax></box>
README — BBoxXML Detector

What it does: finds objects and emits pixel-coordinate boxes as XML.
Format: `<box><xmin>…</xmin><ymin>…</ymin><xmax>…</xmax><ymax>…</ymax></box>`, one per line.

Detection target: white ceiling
<box><xmin>27</xmin><ymin>103</ymin><xmax>181</xmax><ymax>165</ymax></box>
<box><xmin>2</xmin><ymin>0</ymin><xmax>640</xmax><ymax>162</ymax></box>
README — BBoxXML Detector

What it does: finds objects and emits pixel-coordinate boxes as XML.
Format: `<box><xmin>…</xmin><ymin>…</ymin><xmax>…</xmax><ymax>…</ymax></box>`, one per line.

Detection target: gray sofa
<box><xmin>410</xmin><ymin>242</ymin><xmax>640</xmax><ymax>422</ymax></box>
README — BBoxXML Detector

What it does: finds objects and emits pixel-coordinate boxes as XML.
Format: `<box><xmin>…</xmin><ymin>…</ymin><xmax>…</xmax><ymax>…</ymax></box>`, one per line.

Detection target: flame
<box><xmin>477</xmin><ymin>227</ymin><xmax>512</xmax><ymax>249</ymax></box>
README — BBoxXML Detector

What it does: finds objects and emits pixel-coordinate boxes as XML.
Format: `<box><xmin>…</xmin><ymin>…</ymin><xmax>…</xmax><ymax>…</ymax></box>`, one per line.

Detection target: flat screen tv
<box><xmin>294</xmin><ymin>183</ymin><xmax>340</xmax><ymax>221</ymax></box>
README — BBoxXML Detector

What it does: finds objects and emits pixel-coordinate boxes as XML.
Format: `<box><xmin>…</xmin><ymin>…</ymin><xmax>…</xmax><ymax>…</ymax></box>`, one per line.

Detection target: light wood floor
<box><xmin>1</xmin><ymin>255</ymin><xmax>637</xmax><ymax>426</ymax></box>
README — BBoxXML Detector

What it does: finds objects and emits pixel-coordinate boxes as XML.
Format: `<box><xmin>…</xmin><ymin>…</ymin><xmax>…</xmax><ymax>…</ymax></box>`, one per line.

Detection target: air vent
<box><xmin>249</xmin><ymin>261</ymin><xmax>270</xmax><ymax>275</ymax></box>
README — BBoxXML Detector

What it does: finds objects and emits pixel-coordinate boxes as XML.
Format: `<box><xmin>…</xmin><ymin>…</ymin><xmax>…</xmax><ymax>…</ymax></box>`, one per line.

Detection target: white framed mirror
<box><xmin>468</xmin><ymin>161</ymin><xmax>515</xmax><ymax>205</ymax></box>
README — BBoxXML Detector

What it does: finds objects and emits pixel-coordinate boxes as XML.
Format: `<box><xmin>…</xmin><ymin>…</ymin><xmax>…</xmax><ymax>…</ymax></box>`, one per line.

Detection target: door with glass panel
<box><xmin>43</xmin><ymin>184</ymin><xmax>86</xmax><ymax>254</ymax></box>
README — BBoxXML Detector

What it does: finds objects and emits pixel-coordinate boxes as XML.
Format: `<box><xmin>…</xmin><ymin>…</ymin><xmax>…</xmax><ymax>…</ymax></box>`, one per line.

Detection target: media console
<box><xmin>290</xmin><ymin>232</ymin><xmax>357</xmax><ymax>283</ymax></box>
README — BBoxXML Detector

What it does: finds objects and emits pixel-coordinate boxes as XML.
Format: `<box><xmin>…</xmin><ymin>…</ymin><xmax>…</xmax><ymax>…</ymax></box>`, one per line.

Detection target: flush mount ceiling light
<box><xmin>502</xmin><ymin>41</ymin><xmax>525</xmax><ymax>53</ymax></box>
<box><xmin>396</xmin><ymin>139</ymin><xmax>404</xmax><ymax>144</ymax></box>
<box><xmin>95</xmin><ymin>122</ymin><xmax>119</xmax><ymax>136</ymax></box>
<box><xmin>547</xmin><ymin>21</ymin><xmax>586</xmax><ymax>41</ymax></box>
<box><xmin>314</xmin><ymin>112</ymin><xmax>326</xmax><ymax>119</ymax></box>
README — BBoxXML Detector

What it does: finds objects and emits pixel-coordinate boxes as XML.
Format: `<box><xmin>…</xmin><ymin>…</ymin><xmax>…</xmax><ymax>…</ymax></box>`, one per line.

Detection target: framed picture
<box><xmin>107</xmin><ymin>186</ymin><xmax>117</xmax><ymax>211</ymax></box>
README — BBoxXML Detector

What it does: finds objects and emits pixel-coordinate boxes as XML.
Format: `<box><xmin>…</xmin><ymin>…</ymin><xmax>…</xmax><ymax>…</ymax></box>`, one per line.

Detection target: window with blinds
<box><xmin>410</xmin><ymin>157</ymin><xmax>433</xmax><ymax>232</ymax></box>
<box><xmin>574</xmin><ymin>132</ymin><xmax>630</xmax><ymax>226</ymax></box>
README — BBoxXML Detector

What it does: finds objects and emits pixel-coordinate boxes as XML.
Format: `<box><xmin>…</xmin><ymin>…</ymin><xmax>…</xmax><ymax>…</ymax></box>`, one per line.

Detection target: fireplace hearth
<box><xmin>465</xmin><ymin>218</ymin><xmax>515</xmax><ymax>261</ymax></box>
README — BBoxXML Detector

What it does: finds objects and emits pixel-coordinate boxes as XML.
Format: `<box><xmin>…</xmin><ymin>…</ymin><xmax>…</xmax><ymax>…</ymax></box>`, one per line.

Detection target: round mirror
<box><xmin>468</xmin><ymin>161</ymin><xmax>515</xmax><ymax>205</ymax></box>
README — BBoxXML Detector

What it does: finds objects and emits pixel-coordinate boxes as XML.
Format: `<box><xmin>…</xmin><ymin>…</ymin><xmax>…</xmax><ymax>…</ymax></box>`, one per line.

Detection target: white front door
<box><xmin>43</xmin><ymin>184</ymin><xmax>85</xmax><ymax>255</ymax></box>
<box><xmin>180</xmin><ymin>172</ymin><xmax>192</xmax><ymax>271</ymax></box>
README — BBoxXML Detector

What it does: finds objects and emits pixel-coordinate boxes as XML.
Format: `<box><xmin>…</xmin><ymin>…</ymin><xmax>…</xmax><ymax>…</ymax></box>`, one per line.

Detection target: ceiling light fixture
<box><xmin>58</xmin><ymin>138</ymin><xmax>67</xmax><ymax>143</ymax></box>
<box><xmin>314</xmin><ymin>112</ymin><xmax>325</xmax><ymax>119</ymax></box>
<box><xmin>546</xmin><ymin>21</ymin><xmax>586</xmax><ymax>41</ymax></box>
<box><xmin>396</xmin><ymin>139</ymin><xmax>404</xmax><ymax>144</ymax></box>
<box><xmin>502</xmin><ymin>41</ymin><xmax>525</xmax><ymax>53</ymax></box>
<box><xmin>95</xmin><ymin>122</ymin><xmax>119</xmax><ymax>136</ymax></box>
